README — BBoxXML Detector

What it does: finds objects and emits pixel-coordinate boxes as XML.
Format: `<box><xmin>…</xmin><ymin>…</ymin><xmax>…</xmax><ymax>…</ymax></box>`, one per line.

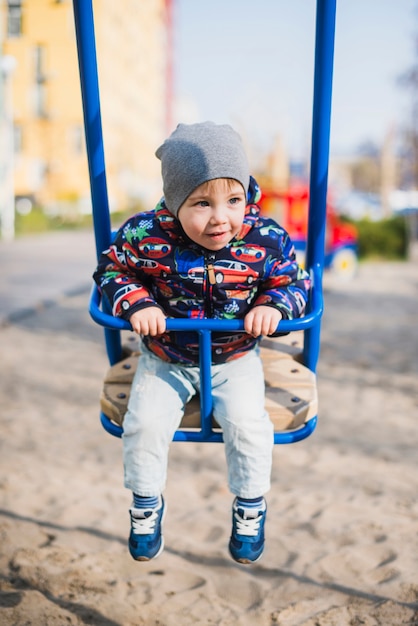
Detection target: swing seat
<box><xmin>100</xmin><ymin>331</ymin><xmax>317</xmax><ymax>436</ymax></box>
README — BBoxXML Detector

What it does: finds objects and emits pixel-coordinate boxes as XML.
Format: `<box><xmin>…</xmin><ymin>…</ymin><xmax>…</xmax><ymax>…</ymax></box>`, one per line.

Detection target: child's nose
<box><xmin>211</xmin><ymin>205</ymin><xmax>228</xmax><ymax>222</ymax></box>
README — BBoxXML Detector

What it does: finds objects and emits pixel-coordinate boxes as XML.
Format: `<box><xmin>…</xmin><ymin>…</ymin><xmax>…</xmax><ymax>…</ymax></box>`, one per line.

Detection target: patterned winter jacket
<box><xmin>93</xmin><ymin>179</ymin><xmax>311</xmax><ymax>365</ymax></box>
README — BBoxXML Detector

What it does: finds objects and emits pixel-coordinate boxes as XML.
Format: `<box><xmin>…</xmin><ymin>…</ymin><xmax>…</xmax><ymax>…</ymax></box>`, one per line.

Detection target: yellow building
<box><xmin>1</xmin><ymin>0</ymin><xmax>171</xmax><ymax>215</ymax></box>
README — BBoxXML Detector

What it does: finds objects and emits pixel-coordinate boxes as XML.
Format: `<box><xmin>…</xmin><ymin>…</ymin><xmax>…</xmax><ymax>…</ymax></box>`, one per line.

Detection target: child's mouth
<box><xmin>208</xmin><ymin>231</ymin><xmax>227</xmax><ymax>239</ymax></box>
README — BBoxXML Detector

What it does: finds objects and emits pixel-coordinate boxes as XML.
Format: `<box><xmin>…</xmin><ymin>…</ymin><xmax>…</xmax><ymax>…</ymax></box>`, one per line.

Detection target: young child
<box><xmin>93</xmin><ymin>122</ymin><xmax>310</xmax><ymax>564</ymax></box>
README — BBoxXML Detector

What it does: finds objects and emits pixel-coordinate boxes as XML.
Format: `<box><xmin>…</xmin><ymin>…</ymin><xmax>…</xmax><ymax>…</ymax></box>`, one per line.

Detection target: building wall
<box><xmin>2</xmin><ymin>0</ymin><xmax>170</xmax><ymax>214</ymax></box>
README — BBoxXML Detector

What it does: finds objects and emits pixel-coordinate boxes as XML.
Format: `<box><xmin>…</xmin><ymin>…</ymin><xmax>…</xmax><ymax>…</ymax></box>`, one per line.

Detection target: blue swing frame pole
<box><xmin>72</xmin><ymin>0</ymin><xmax>110</xmax><ymax>260</ymax></box>
<box><xmin>304</xmin><ymin>0</ymin><xmax>337</xmax><ymax>372</ymax></box>
<box><xmin>73</xmin><ymin>0</ymin><xmax>122</xmax><ymax>365</ymax></box>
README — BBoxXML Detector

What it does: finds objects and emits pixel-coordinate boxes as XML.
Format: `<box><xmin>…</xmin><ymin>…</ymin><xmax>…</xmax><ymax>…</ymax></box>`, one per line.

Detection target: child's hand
<box><xmin>244</xmin><ymin>305</ymin><xmax>282</xmax><ymax>338</ymax></box>
<box><xmin>129</xmin><ymin>307</ymin><xmax>166</xmax><ymax>336</ymax></box>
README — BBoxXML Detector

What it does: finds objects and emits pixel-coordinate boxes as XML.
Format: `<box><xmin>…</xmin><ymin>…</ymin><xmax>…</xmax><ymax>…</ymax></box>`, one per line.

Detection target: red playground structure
<box><xmin>259</xmin><ymin>185</ymin><xmax>358</xmax><ymax>279</ymax></box>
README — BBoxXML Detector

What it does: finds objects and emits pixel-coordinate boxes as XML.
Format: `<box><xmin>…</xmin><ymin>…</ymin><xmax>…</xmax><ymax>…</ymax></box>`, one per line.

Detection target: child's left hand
<box><xmin>244</xmin><ymin>305</ymin><xmax>283</xmax><ymax>338</ymax></box>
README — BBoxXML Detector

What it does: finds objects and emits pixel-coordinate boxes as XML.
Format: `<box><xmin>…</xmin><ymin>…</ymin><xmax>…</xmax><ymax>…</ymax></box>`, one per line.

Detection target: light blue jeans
<box><xmin>122</xmin><ymin>344</ymin><xmax>274</xmax><ymax>499</ymax></box>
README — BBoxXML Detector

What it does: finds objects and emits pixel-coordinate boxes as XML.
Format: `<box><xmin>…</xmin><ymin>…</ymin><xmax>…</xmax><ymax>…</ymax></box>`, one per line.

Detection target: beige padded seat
<box><xmin>100</xmin><ymin>332</ymin><xmax>317</xmax><ymax>433</ymax></box>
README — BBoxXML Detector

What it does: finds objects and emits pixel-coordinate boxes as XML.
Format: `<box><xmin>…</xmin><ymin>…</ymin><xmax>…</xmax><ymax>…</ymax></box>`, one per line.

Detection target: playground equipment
<box><xmin>259</xmin><ymin>185</ymin><xmax>358</xmax><ymax>278</ymax></box>
<box><xmin>72</xmin><ymin>0</ymin><xmax>337</xmax><ymax>445</ymax></box>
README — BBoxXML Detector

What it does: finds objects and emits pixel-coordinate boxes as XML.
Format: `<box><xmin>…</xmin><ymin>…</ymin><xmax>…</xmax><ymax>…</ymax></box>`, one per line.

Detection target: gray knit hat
<box><xmin>155</xmin><ymin>121</ymin><xmax>250</xmax><ymax>217</ymax></box>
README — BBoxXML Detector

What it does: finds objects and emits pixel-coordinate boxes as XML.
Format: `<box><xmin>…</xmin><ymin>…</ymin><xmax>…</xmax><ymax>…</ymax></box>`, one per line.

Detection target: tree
<box><xmin>348</xmin><ymin>142</ymin><xmax>381</xmax><ymax>195</ymax></box>
<box><xmin>398</xmin><ymin>14</ymin><xmax>418</xmax><ymax>189</ymax></box>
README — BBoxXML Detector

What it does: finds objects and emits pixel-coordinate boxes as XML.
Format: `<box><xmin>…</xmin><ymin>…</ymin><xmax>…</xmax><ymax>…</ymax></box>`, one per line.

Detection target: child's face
<box><xmin>177</xmin><ymin>179</ymin><xmax>246</xmax><ymax>251</ymax></box>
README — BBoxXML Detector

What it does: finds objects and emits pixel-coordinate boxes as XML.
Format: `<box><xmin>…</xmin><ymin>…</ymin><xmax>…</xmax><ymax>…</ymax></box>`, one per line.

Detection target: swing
<box><xmin>72</xmin><ymin>0</ymin><xmax>336</xmax><ymax>445</ymax></box>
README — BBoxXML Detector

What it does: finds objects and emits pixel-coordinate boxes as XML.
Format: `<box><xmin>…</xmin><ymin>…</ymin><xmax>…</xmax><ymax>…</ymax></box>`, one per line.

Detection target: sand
<box><xmin>0</xmin><ymin>260</ymin><xmax>417</xmax><ymax>625</ymax></box>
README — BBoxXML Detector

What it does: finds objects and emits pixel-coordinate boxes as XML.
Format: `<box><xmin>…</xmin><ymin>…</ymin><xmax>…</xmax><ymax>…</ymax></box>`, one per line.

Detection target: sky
<box><xmin>173</xmin><ymin>0</ymin><xmax>418</xmax><ymax>163</ymax></box>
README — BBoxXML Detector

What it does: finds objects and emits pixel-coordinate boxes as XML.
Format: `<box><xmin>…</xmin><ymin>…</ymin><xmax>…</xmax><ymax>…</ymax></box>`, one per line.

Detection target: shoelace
<box><xmin>131</xmin><ymin>508</ymin><xmax>160</xmax><ymax>535</ymax></box>
<box><xmin>234</xmin><ymin>508</ymin><xmax>263</xmax><ymax>537</ymax></box>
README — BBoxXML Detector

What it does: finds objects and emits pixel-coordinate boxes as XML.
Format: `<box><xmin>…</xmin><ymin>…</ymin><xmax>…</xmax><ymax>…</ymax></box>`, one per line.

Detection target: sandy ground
<box><xmin>0</xmin><ymin>260</ymin><xmax>417</xmax><ymax>625</ymax></box>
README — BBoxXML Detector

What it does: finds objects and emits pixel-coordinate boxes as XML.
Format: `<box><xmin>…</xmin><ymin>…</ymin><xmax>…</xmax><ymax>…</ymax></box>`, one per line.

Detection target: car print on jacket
<box><xmin>186</xmin><ymin>333</ymin><xmax>253</xmax><ymax>357</ymax></box>
<box><xmin>136</xmin><ymin>259</ymin><xmax>171</xmax><ymax>277</ymax></box>
<box><xmin>213</xmin><ymin>259</ymin><xmax>258</xmax><ymax>284</ymax></box>
<box><xmin>138</xmin><ymin>237</ymin><xmax>171</xmax><ymax>258</ymax></box>
<box><xmin>230</xmin><ymin>244</ymin><xmax>266</xmax><ymax>263</ymax></box>
<box><xmin>259</xmin><ymin>224</ymin><xmax>285</xmax><ymax>239</ymax></box>
<box><xmin>113</xmin><ymin>284</ymin><xmax>153</xmax><ymax>314</ymax></box>
<box><xmin>186</xmin><ymin>260</ymin><xmax>258</xmax><ymax>286</ymax></box>
<box><xmin>124</xmin><ymin>243</ymin><xmax>172</xmax><ymax>277</ymax></box>
<box><xmin>148</xmin><ymin>334</ymin><xmax>195</xmax><ymax>365</ymax></box>
<box><xmin>224</xmin><ymin>289</ymin><xmax>255</xmax><ymax>304</ymax></box>
<box><xmin>168</xmin><ymin>297</ymin><xmax>203</xmax><ymax>315</ymax></box>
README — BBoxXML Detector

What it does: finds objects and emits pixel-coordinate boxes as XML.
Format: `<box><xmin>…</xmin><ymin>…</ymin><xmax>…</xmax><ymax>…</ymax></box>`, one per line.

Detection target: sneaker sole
<box><xmin>133</xmin><ymin>537</ymin><xmax>164</xmax><ymax>562</ymax></box>
<box><xmin>234</xmin><ymin>555</ymin><xmax>261</xmax><ymax>565</ymax></box>
<box><xmin>228</xmin><ymin>545</ymin><xmax>264</xmax><ymax>565</ymax></box>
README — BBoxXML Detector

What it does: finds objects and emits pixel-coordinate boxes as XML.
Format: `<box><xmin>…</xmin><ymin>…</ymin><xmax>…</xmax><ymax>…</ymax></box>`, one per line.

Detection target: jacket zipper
<box><xmin>204</xmin><ymin>252</ymin><xmax>216</xmax><ymax>317</ymax></box>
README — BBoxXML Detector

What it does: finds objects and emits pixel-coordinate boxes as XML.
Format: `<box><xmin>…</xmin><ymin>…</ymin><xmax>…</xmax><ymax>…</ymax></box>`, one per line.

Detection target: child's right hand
<box><xmin>129</xmin><ymin>307</ymin><xmax>166</xmax><ymax>336</ymax></box>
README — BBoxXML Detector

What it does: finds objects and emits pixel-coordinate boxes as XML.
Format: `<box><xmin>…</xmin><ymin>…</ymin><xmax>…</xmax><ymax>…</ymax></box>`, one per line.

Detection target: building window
<box><xmin>71</xmin><ymin>125</ymin><xmax>84</xmax><ymax>155</ymax></box>
<box><xmin>13</xmin><ymin>124</ymin><xmax>22</xmax><ymax>153</ymax></box>
<box><xmin>7</xmin><ymin>1</ymin><xmax>22</xmax><ymax>37</ymax></box>
<box><xmin>33</xmin><ymin>45</ymin><xmax>48</xmax><ymax>118</ymax></box>
<box><xmin>34</xmin><ymin>45</ymin><xmax>47</xmax><ymax>83</ymax></box>
<box><xmin>34</xmin><ymin>84</ymin><xmax>48</xmax><ymax>118</ymax></box>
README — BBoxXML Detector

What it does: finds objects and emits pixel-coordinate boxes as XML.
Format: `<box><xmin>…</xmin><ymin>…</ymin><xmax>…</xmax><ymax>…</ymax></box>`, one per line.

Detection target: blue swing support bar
<box><xmin>72</xmin><ymin>0</ymin><xmax>336</xmax><ymax>444</ymax></box>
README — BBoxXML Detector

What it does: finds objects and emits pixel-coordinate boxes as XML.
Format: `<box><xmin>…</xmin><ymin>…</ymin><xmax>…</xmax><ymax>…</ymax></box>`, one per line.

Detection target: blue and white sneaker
<box><xmin>229</xmin><ymin>498</ymin><xmax>266</xmax><ymax>564</ymax></box>
<box><xmin>128</xmin><ymin>496</ymin><xmax>165</xmax><ymax>561</ymax></box>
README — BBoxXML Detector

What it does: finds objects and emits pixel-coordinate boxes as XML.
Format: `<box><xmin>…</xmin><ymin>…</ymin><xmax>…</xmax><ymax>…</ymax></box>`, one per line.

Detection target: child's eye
<box><xmin>196</xmin><ymin>200</ymin><xmax>209</xmax><ymax>207</ymax></box>
<box><xmin>229</xmin><ymin>197</ymin><xmax>242</xmax><ymax>205</ymax></box>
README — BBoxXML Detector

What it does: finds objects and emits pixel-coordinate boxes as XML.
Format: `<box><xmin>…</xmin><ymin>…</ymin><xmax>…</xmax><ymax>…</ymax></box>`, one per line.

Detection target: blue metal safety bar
<box><xmin>72</xmin><ymin>0</ymin><xmax>336</xmax><ymax>444</ymax></box>
<box><xmin>304</xmin><ymin>0</ymin><xmax>337</xmax><ymax>373</ymax></box>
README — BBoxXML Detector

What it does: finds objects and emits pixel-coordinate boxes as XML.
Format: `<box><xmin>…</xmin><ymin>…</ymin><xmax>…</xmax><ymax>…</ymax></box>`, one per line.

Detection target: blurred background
<box><xmin>1</xmin><ymin>0</ymin><xmax>417</xmax><ymax>271</ymax></box>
